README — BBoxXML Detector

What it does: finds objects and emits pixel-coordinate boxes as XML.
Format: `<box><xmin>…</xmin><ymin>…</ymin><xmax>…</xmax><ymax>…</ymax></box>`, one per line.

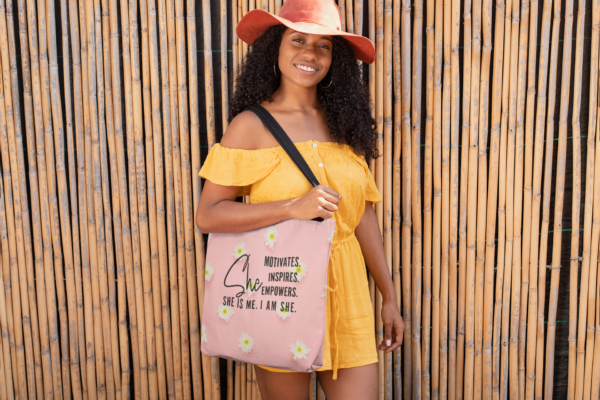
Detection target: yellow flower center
<box><xmin>297</xmin><ymin>347</ymin><xmax>302</xmax><ymax>352</ymax></box>
<box><xmin>222</xmin><ymin>310</ymin><xmax>228</xmax><ymax>315</ymax></box>
<box><xmin>270</xmin><ymin>233</ymin><xmax>275</xmax><ymax>240</ymax></box>
<box><xmin>205</xmin><ymin>270</ymin><xmax>209</xmax><ymax>276</ymax></box>
<box><xmin>244</xmin><ymin>339</ymin><xmax>250</xmax><ymax>345</ymax></box>
<box><xmin>295</xmin><ymin>267</ymin><xmax>302</xmax><ymax>273</ymax></box>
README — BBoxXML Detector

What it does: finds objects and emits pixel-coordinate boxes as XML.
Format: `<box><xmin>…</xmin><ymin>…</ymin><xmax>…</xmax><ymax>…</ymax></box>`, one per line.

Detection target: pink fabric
<box><xmin>201</xmin><ymin>218</ymin><xmax>336</xmax><ymax>373</ymax></box>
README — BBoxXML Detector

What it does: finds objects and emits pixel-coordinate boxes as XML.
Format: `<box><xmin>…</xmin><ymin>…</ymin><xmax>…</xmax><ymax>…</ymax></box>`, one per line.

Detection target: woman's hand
<box><xmin>287</xmin><ymin>185</ymin><xmax>341</xmax><ymax>220</ymax></box>
<box><xmin>378</xmin><ymin>299</ymin><xmax>405</xmax><ymax>353</ymax></box>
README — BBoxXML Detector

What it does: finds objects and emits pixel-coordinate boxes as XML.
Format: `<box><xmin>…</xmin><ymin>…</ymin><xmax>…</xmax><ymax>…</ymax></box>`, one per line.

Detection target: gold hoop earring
<box><xmin>273</xmin><ymin>61</ymin><xmax>279</xmax><ymax>77</ymax></box>
<box><xmin>320</xmin><ymin>75</ymin><xmax>333</xmax><ymax>88</ymax></box>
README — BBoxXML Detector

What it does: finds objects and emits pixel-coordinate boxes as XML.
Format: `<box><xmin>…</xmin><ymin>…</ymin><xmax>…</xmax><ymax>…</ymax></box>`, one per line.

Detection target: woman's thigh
<box><xmin>317</xmin><ymin>363</ymin><xmax>378</xmax><ymax>400</ymax></box>
<box><xmin>254</xmin><ymin>366</ymin><xmax>312</xmax><ymax>400</ymax></box>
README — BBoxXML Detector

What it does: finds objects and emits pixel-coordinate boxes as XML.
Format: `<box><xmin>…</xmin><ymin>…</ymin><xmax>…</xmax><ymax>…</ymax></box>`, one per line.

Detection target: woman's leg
<box><xmin>254</xmin><ymin>366</ymin><xmax>312</xmax><ymax>400</ymax></box>
<box><xmin>317</xmin><ymin>363</ymin><xmax>378</xmax><ymax>400</ymax></box>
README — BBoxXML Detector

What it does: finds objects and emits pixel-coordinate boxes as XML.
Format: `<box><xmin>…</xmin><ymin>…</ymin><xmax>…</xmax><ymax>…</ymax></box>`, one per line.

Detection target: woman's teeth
<box><xmin>296</xmin><ymin>64</ymin><xmax>316</xmax><ymax>72</ymax></box>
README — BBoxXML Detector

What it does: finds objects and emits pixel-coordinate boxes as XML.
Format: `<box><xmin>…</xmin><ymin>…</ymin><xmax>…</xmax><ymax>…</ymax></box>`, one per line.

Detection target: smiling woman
<box><xmin>195</xmin><ymin>1</ymin><xmax>404</xmax><ymax>399</ymax></box>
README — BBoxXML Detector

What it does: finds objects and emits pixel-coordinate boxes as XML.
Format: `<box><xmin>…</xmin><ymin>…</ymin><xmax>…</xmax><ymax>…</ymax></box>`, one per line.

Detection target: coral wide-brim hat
<box><xmin>236</xmin><ymin>0</ymin><xmax>375</xmax><ymax>64</ymax></box>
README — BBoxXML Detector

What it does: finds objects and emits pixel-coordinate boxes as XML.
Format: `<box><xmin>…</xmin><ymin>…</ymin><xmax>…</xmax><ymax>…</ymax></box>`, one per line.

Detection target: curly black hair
<box><xmin>229</xmin><ymin>24</ymin><xmax>378</xmax><ymax>163</ymax></box>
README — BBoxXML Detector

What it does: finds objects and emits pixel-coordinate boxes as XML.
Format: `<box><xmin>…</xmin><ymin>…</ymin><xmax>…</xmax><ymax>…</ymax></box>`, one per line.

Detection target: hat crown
<box><xmin>278</xmin><ymin>0</ymin><xmax>342</xmax><ymax>31</ymax></box>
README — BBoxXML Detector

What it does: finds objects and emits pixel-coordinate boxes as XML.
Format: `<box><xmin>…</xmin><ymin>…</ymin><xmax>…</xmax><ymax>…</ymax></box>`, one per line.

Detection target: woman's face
<box><xmin>277</xmin><ymin>29</ymin><xmax>333</xmax><ymax>88</ymax></box>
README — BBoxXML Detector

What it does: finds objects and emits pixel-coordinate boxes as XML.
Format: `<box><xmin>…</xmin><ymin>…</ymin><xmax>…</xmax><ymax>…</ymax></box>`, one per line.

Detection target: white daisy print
<box><xmin>276</xmin><ymin>304</ymin><xmax>291</xmax><ymax>320</ymax></box>
<box><xmin>246</xmin><ymin>280</ymin><xmax>258</xmax><ymax>297</ymax></box>
<box><xmin>290</xmin><ymin>259</ymin><xmax>308</xmax><ymax>282</ymax></box>
<box><xmin>263</xmin><ymin>226</ymin><xmax>279</xmax><ymax>250</ymax></box>
<box><xmin>290</xmin><ymin>340</ymin><xmax>311</xmax><ymax>360</ymax></box>
<box><xmin>204</xmin><ymin>263</ymin><xmax>214</xmax><ymax>282</ymax></box>
<box><xmin>239</xmin><ymin>332</ymin><xmax>255</xmax><ymax>354</ymax></box>
<box><xmin>201</xmin><ymin>325</ymin><xmax>207</xmax><ymax>344</ymax></box>
<box><xmin>328</xmin><ymin>227</ymin><xmax>336</xmax><ymax>243</ymax></box>
<box><xmin>233</xmin><ymin>242</ymin><xmax>247</xmax><ymax>258</ymax></box>
<box><xmin>217</xmin><ymin>304</ymin><xmax>234</xmax><ymax>322</ymax></box>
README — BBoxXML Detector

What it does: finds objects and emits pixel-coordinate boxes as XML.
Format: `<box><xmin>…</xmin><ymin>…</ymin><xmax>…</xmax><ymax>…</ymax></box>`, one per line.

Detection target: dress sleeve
<box><xmin>199</xmin><ymin>144</ymin><xmax>282</xmax><ymax>197</ymax></box>
<box><xmin>348</xmin><ymin>151</ymin><xmax>383</xmax><ymax>205</ymax></box>
<box><xmin>364</xmin><ymin>164</ymin><xmax>383</xmax><ymax>204</ymax></box>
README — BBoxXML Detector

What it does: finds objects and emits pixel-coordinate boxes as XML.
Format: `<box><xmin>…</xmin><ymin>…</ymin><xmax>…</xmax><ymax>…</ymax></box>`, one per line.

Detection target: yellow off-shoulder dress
<box><xmin>199</xmin><ymin>140</ymin><xmax>382</xmax><ymax>379</ymax></box>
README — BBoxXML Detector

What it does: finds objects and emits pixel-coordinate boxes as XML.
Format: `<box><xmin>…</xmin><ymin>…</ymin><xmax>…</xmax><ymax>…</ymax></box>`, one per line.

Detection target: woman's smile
<box><xmin>293</xmin><ymin>63</ymin><xmax>319</xmax><ymax>75</ymax></box>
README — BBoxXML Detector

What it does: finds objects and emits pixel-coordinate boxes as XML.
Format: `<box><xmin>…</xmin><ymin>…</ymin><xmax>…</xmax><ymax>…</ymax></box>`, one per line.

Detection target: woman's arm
<box><xmin>355</xmin><ymin>201</ymin><xmax>405</xmax><ymax>352</ymax></box>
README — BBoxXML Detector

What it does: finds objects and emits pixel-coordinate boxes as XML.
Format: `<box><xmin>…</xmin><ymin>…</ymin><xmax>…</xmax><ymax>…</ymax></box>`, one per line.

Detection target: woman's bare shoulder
<box><xmin>220</xmin><ymin>110</ymin><xmax>279</xmax><ymax>150</ymax></box>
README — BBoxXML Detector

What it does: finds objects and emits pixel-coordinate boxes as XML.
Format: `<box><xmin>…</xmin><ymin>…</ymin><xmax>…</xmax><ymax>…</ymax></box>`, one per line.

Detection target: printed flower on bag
<box><xmin>201</xmin><ymin>325</ymin><xmax>207</xmax><ymax>344</ymax></box>
<box><xmin>290</xmin><ymin>259</ymin><xmax>307</xmax><ymax>282</ymax></box>
<box><xmin>233</xmin><ymin>242</ymin><xmax>247</xmax><ymax>258</ymax></box>
<box><xmin>322</xmin><ymin>285</ymin><xmax>327</xmax><ymax>298</ymax></box>
<box><xmin>290</xmin><ymin>340</ymin><xmax>311</xmax><ymax>360</ymax></box>
<box><xmin>328</xmin><ymin>227</ymin><xmax>336</xmax><ymax>243</ymax></box>
<box><xmin>239</xmin><ymin>332</ymin><xmax>255</xmax><ymax>354</ymax></box>
<box><xmin>204</xmin><ymin>263</ymin><xmax>214</xmax><ymax>282</ymax></box>
<box><xmin>276</xmin><ymin>304</ymin><xmax>291</xmax><ymax>320</ymax></box>
<box><xmin>263</xmin><ymin>226</ymin><xmax>278</xmax><ymax>250</ymax></box>
<box><xmin>246</xmin><ymin>280</ymin><xmax>258</xmax><ymax>297</ymax></box>
<box><xmin>217</xmin><ymin>304</ymin><xmax>234</xmax><ymax>322</ymax></box>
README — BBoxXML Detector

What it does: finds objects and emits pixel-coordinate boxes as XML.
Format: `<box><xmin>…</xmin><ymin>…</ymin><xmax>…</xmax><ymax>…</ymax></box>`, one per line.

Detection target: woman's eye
<box><xmin>320</xmin><ymin>45</ymin><xmax>330</xmax><ymax>50</ymax></box>
<box><xmin>293</xmin><ymin>38</ymin><xmax>303</xmax><ymax>43</ymax></box>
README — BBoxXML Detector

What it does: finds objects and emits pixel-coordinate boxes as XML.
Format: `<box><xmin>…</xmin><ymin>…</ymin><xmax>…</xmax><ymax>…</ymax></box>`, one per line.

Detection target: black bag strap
<box><xmin>246</xmin><ymin>105</ymin><xmax>320</xmax><ymax>188</ymax></box>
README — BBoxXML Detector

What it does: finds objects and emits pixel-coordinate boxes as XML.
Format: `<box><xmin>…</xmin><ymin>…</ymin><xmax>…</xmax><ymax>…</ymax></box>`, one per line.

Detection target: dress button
<box><xmin>313</xmin><ymin>143</ymin><xmax>318</xmax><ymax>147</ymax></box>
<box><xmin>319</xmin><ymin>163</ymin><xmax>323</xmax><ymax>168</ymax></box>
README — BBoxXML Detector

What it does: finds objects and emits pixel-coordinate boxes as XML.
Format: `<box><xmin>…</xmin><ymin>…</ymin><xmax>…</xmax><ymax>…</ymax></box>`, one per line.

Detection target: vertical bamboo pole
<box><xmin>172</xmin><ymin>0</ymin><xmax>193</xmax><ymax>397</ymax></box>
<box><xmin>128</xmin><ymin>0</ymin><xmax>162</xmax><ymax>397</ymax></box>
<box><xmin>524</xmin><ymin>0</ymin><xmax>553</xmax><ymax>396</ymax></box>
<box><xmin>345</xmin><ymin>0</ymin><xmax>354</xmax><ymax>33</ymax></box>
<box><xmin>166</xmin><ymin>0</ymin><xmax>189</xmax><ymax>397</ymax></box>
<box><xmin>448</xmin><ymin>0</ymin><xmax>460</xmax><ymax>394</ymax></box>
<box><xmin>147</xmin><ymin>0</ymin><xmax>177</xmax><ymax>397</ymax></box>
<box><xmin>14</xmin><ymin>0</ymin><xmax>55</xmax><ymax>396</ymax></box>
<box><xmin>518</xmin><ymin>0</ymin><xmax>540</xmax><ymax>395</ymax></box>
<box><xmin>474</xmin><ymin>0</ymin><xmax>491</xmax><ymax>393</ymax></box>
<box><xmin>508</xmin><ymin>0</ymin><xmax>529</xmax><ymax>396</ymax></box>
<box><xmin>235</xmin><ymin>362</ymin><xmax>241</xmax><ymax>400</ymax></box>
<box><xmin>241</xmin><ymin>363</ymin><xmax>247</xmax><ymax>400</ymax></box>
<box><xmin>232</xmin><ymin>0</ymin><xmax>238</xmax><ymax>86</ymax></box>
<box><xmin>578</xmin><ymin>0</ymin><xmax>600</xmax><ymax>396</ymax></box>
<box><xmin>440</xmin><ymin>0</ymin><xmax>452</xmax><ymax>392</ymax></box>
<box><xmin>382</xmin><ymin>0</ymin><xmax>393</xmax><ymax>397</ymax></box>
<box><xmin>482</xmin><ymin>0</ymin><xmax>506</xmax><ymax>393</ymax></box>
<box><xmin>493</xmin><ymin>0</ymin><xmax>513</xmax><ymax>397</ymax></box>
<box><xmin>533</xmin><ymin>0</ymin><xmax>560</xmax><ymax>396</ymax></box>
<box><xmin>422</xmin><ymin>0</ymin><xmax>434</xmax><ymax>394</ymax></box>
<box><xmin>546</xmin><ymin>0</ymin><xmax>576</xmax><ymax>396</ymax></box>
<box><xmin>432</xmin><ymin>0</ymin><xmax>443</xmax><ymax>394</ymax></box>
<box><xmin>588</xmin><ymin>3</ymin><xmax>600</xmax><ymax>398</ymax></box>
<box><xmin>409</xmin><ymin>0</ymin><xmax>422</xmax><ymax>394</ymax></box>
<box><xmin>74</xmin><ymin>0</ymin><xmax>102</xmax><ymax>396</ymax></box>
<box><xmin>456</xmin><ymin>0</ymin><xmax>472</xmax><ymax>395</ymax></box>
<box><xmin>185</xmin><ymin>0</ymin><xmax>207</xmax><ymax>397</ymax></box>
<box><xmin>464</xmin><ymin>0</ymin><xmax>481</xmax><ymax>395</ymax></box>
<box><xmin>391</xmin><ymin>0</ymin><xmax>403</xmax><ymax>396</ymax></box>
<box><xmin>119</xmin><ymin>0</ymin><xmax>151</xmax><ymax>396</ymax></box>
<box><xmin>374</xmin><ymin>0</ymin><xmax>384</xmax><ymax>396</ymax></box>
<box><xmin>198</xmin><ymin>1</ymin><xmax>220</xmax><ymax>398</ymax></box>
<box><xmin>221</xmin><ymin>0</ymin><xmax>229</xmax><ymax>129</ymax></box>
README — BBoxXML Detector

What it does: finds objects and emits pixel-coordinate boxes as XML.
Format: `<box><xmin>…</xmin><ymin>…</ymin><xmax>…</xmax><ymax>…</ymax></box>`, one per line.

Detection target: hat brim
<box><xmin>236</xmin><ymin>9</ymin><xmax>376</xmax><ymax>64</ymax></box>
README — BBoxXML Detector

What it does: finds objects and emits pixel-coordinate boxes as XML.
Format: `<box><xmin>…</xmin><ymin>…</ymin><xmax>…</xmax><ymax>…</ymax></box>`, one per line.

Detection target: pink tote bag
<box><xmin>200</xmin><ymin>105</ymin><xmax>336</xmax><ymax>372</ymax></box>
<box><xmin>201</xmin><ymin>218</ymin><xmax>335</xmax><ymax>372</ymax></box>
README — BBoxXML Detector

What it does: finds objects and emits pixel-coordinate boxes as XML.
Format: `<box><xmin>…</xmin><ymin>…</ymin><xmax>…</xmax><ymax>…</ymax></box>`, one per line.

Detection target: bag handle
<box><xmin>246</xmin><ymin>105</ymin><xmax>321</xmax><ymax>188</ymax></box>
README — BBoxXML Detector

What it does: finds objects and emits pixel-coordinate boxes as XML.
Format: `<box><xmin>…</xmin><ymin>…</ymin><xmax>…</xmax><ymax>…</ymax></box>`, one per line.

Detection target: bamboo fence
<box><xmin>0</xmin><ymin>0</ymin><xmax>597</xmax><ymax>398</ymax></box>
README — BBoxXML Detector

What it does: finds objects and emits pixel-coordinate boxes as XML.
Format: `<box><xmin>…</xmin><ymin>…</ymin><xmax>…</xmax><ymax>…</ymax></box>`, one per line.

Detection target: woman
<box><xmin>195</xmin><ymin>1</ymin><xmax>404</xmax><ymax>398</ymax></box>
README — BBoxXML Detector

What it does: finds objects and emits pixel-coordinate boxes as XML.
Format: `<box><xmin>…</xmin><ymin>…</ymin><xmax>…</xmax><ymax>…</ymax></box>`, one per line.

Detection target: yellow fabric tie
<box><xmin>327</xmin><ymin>241</ymin><xmax>341</xmax><ymax>380</ymax></box>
